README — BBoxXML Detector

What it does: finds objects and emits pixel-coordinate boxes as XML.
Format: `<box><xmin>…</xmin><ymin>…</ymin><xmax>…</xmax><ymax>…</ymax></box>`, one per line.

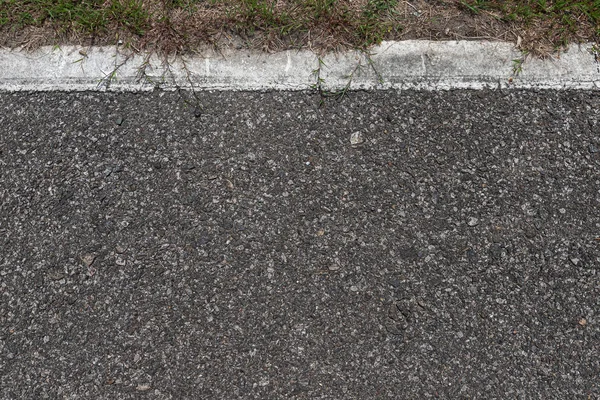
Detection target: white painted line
<box><xmin>0</xmin><ymin>40</ymin><xmax>598</xmax><ymax>92</ymax></box>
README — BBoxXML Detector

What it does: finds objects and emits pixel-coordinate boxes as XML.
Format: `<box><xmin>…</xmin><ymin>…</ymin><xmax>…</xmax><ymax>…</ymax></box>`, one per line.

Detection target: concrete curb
<box><xmin>1</xmin><ymin>40</ymin><xmax>599</xmax><ymax>92</ymax></box>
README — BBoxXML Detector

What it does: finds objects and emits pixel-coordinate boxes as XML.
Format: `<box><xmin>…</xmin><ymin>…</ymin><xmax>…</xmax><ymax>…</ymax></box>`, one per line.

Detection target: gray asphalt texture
<box><xmin>1</xmin><ymin>90</ymin><xmax>599</xmax><ymax>399</ymax></box>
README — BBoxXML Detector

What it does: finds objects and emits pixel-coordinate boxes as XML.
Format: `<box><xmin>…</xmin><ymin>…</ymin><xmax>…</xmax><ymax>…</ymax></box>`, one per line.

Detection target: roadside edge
<box><xmin>1</xmin><ymin>40</ymin><xmax>599</xmax><ymax>92</ymax></box>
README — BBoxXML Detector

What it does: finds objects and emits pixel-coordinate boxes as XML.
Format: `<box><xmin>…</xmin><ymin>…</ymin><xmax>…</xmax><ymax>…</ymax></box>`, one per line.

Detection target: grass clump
<box><xmin>0</xmin><ymin>0</ymin><xmax>150</xmax><ymax>36</ymax></box>
<box><xmin>358</xmin><ymin>0</ymin><xmax>399</xmax><ymax>46</ymax></box>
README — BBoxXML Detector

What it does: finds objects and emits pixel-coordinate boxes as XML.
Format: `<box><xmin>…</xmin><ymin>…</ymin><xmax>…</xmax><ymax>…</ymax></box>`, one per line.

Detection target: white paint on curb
<box><xmin>0</xmin><ymin>40</ymin><xmax>598</xmax><ymax>92</ymax></box>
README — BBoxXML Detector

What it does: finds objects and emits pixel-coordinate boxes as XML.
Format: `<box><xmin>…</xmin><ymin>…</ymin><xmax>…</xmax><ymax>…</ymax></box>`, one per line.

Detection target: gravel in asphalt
<box><xmin>0</xmin><ymin>90</ymin><xmax>599</xmax><ymax>398</ymax></box>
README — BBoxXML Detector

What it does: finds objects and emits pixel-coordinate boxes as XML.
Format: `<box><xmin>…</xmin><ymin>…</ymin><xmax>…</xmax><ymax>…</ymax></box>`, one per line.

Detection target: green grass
<box><xmin>1</xmin><ymin>0</ymin><xmax>600</xmax><ymax>54</ymax></box>
<box><xmin>461</xmin><ymin>0</ymin><xmax>600</xmax><ymax>36</ymax></box>
<box><xmin>302</xmin><ymin>0</ymin><xmax>337</xmax><ymax>20</ymax></box>
<box><xmin>0</xmin><ymin>0</ymin><xmax>150</xmax><ymax>35</ymax></box>
<box><xmin>236</xmin><ymin>0</ymin><xmax>292</xmax><ymax>31</ymax></box>
<box><xmin>358</xmin><ymin>0</ymin><xmax>399</xmax><ymax>47</ymax></box>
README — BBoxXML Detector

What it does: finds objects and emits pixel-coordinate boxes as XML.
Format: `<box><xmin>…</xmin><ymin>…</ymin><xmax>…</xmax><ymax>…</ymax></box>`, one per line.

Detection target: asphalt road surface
<box><xmin>1</xmin><ymin>90</ymin><xmax>599</xmax><ymax>399</ymax></box>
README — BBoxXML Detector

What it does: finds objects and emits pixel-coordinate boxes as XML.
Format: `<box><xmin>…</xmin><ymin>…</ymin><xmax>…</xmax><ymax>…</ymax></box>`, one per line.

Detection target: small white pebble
<box><xmin>350</xmin><ymin>132</ymin><xmax>364</xmax><ymax>146</ymax></box>
<box><xmin>467</xmin><ymin>217</ymin><xmax>479</xmax><ymax>227</ymax></box>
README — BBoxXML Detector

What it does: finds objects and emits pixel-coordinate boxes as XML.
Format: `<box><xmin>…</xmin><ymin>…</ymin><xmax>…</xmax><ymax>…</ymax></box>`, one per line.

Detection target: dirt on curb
<box><xmin>0</xmin><ymin>0</ymin><xmax>599</xmax><ymax>56</ymax></box>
